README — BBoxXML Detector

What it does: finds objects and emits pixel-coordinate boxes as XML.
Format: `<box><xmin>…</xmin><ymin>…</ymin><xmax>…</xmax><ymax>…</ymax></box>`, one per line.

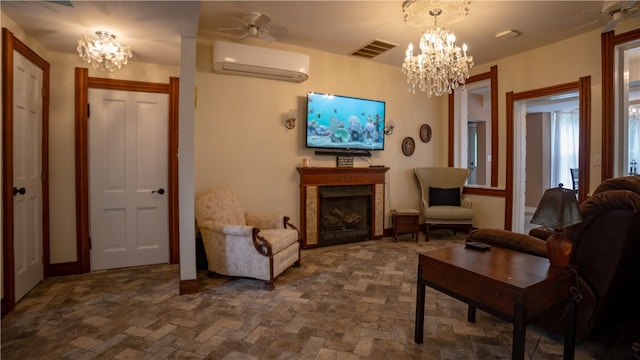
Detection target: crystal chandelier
<box><xmin>77</xmin><ymin>31</ymin><xmax>132</xmax><ymax>72</ymax></box>
<box><xmin>401</xmin><ymin>0</ymin><xmax>474</xmax><ymax>97</ymax></box>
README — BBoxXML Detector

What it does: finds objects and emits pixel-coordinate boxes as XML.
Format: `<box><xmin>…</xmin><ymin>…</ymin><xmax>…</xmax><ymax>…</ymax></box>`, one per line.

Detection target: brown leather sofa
<box><xmin>467</xmin><ymin>175</ymin><xmax>640</xmax><ymax>341</ymax></box>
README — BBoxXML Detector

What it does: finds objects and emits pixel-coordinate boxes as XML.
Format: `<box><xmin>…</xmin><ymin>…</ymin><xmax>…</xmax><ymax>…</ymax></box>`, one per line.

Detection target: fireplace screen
<box><xmin>319</xmin><ymin>185</ymin><xmax>372</xmax><ymax>246</ymax></box>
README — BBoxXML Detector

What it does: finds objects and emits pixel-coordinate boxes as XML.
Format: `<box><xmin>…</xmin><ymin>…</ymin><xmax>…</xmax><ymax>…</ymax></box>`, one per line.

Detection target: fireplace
<box><xmin>319</xmin><ymin>185</ymin><xmax>371</xmax><ymax>246</ymax></box>
<box><xmin>297</xmin><ymin>167</ymin><xmax>388</xmax><ymax>248</ymax></box>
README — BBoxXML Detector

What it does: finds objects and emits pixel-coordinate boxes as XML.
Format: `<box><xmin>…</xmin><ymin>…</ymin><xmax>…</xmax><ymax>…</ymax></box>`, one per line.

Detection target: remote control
<box><xmin>465</xmin><ymin>242</ymin><xmax>491</xmax><ymax>251</ymax></box>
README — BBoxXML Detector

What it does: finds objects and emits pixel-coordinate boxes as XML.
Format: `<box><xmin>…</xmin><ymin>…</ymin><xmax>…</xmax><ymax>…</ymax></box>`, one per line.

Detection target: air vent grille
<box><xmin>351</xmin><ymin>39</ymin><xmax>398</xmax><ymax>59</ymax></box>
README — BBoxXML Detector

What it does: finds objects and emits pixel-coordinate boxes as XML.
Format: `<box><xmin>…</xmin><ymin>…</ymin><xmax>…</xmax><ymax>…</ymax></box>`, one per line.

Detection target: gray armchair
<box><xmin>414</xmin><ymin>167</ymin><xmax>475</xmax><ymax>241</ymax></box>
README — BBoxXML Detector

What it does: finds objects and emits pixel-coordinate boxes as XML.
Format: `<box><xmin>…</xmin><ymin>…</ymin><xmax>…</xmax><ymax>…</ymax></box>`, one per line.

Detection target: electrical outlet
<box><xmin>594</xmin><ymin>155</ymin><xmax>601</xmax><ymax>167</ymax></box>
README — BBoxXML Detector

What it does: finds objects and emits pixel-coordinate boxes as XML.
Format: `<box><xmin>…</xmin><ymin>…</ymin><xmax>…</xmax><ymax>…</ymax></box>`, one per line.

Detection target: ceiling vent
<box><xmin>351</xmin><ymin>39</ymin><xmax>398</xmax><ymax>59</ymax></box>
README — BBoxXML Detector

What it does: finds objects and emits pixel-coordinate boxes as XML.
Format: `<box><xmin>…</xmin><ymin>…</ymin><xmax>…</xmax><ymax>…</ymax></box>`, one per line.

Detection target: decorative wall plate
<box><xmin>419</xmin><ymin>124</ymin><xmax>432</xmax><ymax>143</ymax></box>
<box><xmin>402</xmin><ymin>137</ymin><xmax>415</xmax><ymax>156</ymax></box>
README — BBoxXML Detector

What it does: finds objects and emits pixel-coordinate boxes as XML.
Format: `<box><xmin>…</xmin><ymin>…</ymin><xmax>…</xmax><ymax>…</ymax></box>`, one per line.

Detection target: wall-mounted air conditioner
<box><xmin>213</xmin><ymin>41</ymin><xmax>309</xmax><ymax>83</ymax></box>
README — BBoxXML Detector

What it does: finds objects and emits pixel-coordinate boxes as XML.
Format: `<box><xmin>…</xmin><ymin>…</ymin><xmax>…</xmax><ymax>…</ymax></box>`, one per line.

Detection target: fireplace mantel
<box><xmin>297</xmin><ymin>167</ymin><xmax>389</xmax><ymax>248</ymax></box>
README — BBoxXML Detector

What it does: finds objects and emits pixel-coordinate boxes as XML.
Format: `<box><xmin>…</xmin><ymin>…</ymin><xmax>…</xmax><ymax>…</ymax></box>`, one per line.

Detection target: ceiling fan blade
<box><xmin>217</xmin><ymin>26</ymin><xmax>245</xmax><ymax>32</ymax></box>
<box><xmin>258</xmin><ymin>32</ymin><xmax>276</xmax><ymax>43</ymax></box>
<box><xmin>264</xmin><ymin>24</ymin><xmax>288</xmax><ymax>37</ymax></box>
<box><xmin>47</xmin><ymin>1</ymin><xmax>74</xmax><ymax>7</ymax></box>
<box><xmin>254</xmin><ymin>13</ymin><xmax>271</xmax><ymax>28</ymax></box>
<box><xmin>570</xmin><ymin>18</ymin><xmax>601</xmax><ymax>32</ymax></box>
<box><xmin>602</xmin><ymin>18</ymin><xmax>619</xmax><ymax>32</ymax></box>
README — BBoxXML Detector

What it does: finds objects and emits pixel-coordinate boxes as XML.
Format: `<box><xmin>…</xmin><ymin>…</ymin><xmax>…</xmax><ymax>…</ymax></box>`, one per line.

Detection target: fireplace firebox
<box><xmin>297</xmin><ymin>167</ymin><xmax>389</xmax><ymax>248</ymax></box>
<box><xmin>319</xmin><ymin>185</ymin><xmax>371</xmax><ymax>246</ymax></box>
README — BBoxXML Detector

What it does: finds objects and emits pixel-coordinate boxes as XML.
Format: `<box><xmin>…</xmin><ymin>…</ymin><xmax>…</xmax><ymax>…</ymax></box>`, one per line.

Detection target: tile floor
<box><xmin>1</xmin><ymin>230</ymin><xmax>636</xmax><ymax>359</ymax></box>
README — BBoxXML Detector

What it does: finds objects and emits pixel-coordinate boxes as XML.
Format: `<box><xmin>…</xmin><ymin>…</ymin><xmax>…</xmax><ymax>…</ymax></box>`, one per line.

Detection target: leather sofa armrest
<box><xmin>467</xmin><ymin>228</ymin><xmax>548</xmax><ymax>258</ymax></box>
<box><xmin>529</xmin><ymin>227</ymin><xmax>554</xmax><ymax>240</ymax></box>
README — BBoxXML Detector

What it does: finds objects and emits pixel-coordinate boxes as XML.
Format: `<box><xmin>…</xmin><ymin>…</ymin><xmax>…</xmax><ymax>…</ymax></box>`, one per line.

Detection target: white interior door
<box><xmin>89</xmin><ymin>89</ymin><xmax>169</xmax><ymax>271</ymax></box>
<box><xmin>13</xmin><ymin>50</ymin><xmax>44</xmax><ymax>301</ymax></box>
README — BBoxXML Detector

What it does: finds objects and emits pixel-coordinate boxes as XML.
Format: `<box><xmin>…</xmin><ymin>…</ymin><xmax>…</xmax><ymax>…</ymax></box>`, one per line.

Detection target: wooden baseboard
<box><xmin>49</xmin><ymin>262</ymin><xmax>82</xmax><ymax>276</ymax></box>
<box><xmin>179</xmin><ymin>279</ymin><xmax>199</xmax><ymax>295</ymax></box>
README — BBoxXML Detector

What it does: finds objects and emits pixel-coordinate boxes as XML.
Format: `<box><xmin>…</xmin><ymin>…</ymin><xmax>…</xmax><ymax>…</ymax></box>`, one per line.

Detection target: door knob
<box><xmin>13</xmin><ymin>187</ymin><xmax>26</xmax><ymax>196</ymax></box>
<box><xmin>152</xmin><ymin>188</ymin><xmax>165</xmax><ymax>195</ymax></box>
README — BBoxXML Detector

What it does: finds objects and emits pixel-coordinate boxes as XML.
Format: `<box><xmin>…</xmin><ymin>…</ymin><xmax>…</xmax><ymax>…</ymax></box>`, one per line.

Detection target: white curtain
<box><xmin>550</xmin><ymin>111</ymin><xmax>579</xmax><ymax>189</ymax></box>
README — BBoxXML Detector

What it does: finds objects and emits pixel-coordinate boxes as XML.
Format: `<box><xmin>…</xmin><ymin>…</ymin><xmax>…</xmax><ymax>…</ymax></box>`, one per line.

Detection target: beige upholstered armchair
<box><xmin>414</xmin><ymin>167</ymin><xmax>475</xmax><ymax>241</ymax></box>
<box><xmin>195</xmin><ymin>189</ymin><xmax>301</xmax><ymax>289</ymax></box>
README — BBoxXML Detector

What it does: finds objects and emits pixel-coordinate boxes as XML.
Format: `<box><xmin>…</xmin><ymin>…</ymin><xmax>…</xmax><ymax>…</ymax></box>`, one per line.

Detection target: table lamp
<box><xmin>530</xmin><ymin>184</ymin><xmax>583</xmax><ymax>268</ymax></box>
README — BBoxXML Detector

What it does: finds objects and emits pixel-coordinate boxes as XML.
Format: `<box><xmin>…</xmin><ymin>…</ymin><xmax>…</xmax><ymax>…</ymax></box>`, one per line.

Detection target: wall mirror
<box><xmin>449</xmin><ymin>65</ymin><xmax>498</xmax><ymax>188</ymax></box>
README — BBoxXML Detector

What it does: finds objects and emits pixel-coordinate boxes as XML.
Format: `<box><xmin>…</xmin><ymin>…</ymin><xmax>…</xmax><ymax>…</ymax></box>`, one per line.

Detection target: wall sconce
<box><xmin>284</xmin><ymin>109</ymin><xmax>296</xmax><ymax>129</ymax></box>
<box><xmin>384</xmin><ymin>118</ymin><xmax>396</xmax><ymax>135</ymax></box>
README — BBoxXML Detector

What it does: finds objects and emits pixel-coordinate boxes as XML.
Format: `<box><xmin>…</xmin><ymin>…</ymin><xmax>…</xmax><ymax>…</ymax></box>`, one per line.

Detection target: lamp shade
<box><xmin>530</xmin><ymin>185</ymin><xmax>582</xmax><ymax>230</ymax></box>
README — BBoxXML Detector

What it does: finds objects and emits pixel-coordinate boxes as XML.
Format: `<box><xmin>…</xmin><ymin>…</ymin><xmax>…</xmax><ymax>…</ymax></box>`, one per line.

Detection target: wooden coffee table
<box><xmin>414</xmin><ymin>245</ymin><xmax>577</xmax><ymax>360</ymax></box>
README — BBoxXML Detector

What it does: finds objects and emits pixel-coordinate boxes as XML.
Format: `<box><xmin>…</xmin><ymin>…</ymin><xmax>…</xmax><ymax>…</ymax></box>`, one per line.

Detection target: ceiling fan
<box><xmin>217</xmin><ymin>12</ymin><xmax>287</xmax><ymax>43</ymax></box>
<box><xmin>601</xmin><ymin>0</ymin><xmax>640</xmax><ymax>32</ymax></box>
<box><xmin>571</xmin><ymin>1</ymin><xmax>639</xmax><ymax>32</ymax></box>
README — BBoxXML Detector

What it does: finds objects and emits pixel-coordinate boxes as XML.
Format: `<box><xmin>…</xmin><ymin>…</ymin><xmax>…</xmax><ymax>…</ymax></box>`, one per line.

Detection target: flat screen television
<box><xmin>306</xmin><ymin>92</ymin><xmax>385</xmax><ymax>155</ymax></box>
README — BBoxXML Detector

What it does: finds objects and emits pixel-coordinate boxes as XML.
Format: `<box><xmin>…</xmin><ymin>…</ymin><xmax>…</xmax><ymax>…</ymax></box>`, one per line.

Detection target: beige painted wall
<box><xmin>194</xmin><ymin>37</ymin><xmax>447</xmax><ymax>230</ymax></box>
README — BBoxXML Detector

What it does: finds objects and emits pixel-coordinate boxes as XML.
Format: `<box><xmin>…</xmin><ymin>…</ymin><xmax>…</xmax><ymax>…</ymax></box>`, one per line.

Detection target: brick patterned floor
<box><xmin>1</xmin><ymin>231</ymin><xmax>632</xmax><ymax>359</ymax></box>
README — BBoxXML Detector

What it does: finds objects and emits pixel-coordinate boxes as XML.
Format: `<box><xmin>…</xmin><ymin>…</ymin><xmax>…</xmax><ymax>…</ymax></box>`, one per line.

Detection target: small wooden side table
<box><xmin>391</xmin><ymin>209</ymin><xmax>420</xmax><ymax>242</ymax></box>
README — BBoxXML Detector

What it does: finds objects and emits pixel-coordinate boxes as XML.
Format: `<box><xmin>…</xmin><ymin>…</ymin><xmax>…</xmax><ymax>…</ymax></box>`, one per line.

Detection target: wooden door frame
<box><xmin>74</xmin><ymin>68</ymin><xmax>179</xmax><ymax>273</ymax></box>
<box><xmin>505</xmin><ymin>77</ymin><xmax>591</xmax><ymax>230</ymax></box>
<box><xmin>2</xmin><ymin>28</ymin><xmax>51</xmax><ymax>316</ymax></box>
<box><xmin>601</xmin><ymin>28</ymin><xmax>640</xmax><ymax>180</ymax></box>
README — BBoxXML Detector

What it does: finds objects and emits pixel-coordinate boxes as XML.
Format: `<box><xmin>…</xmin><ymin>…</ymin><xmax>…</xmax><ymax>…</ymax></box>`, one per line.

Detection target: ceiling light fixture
<box><xmin>77</xmin><ymin>31</ymin><xmax>132</xmax><ymax>72</ymax></box>
<box><xmin>495</xmin><ymin>29</ymin><xmax>521</xmax><ymax>40</ymax></box>
<box><xmin>401</xmin><ymin>0</ymin><xmax>474</xmax><ymax>97</ymax></box>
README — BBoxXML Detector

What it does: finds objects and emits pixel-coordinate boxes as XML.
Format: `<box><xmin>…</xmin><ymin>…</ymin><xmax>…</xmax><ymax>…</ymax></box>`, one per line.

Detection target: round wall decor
<box><xmin>402</xmin><ymin>137</ymin><xmax>415</xmax><ymax>156</ymax></box>
<box><xmin>419</xmin><ymin>124</ymin><xmax>432</xmax><ymax>143</ymax></box>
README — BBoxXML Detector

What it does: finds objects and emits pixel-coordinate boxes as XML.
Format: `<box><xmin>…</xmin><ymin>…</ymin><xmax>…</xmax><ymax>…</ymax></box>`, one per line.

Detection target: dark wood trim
<box><xmin>75</xmin><ymin>72</ymin><xmax>179</xmax><ymax>272</ymax></box>
<box><xmin>448</xmin><ymin>92</ymin><xmax>454</xmax><ymax>167</ymax></box>
<box><xmin>489</xmin><ymin>66</ymin><xmax>499</xmax><ymax>188</ymax></box>
<box><xmin>462</xmin><ymin>187</ymin><xmax>507</xmax><ymax>197</ymax></box>
<box><xmin>49</xmin><ymin>262</ymin><xmax>82</xmax><ymax>276</ymax></box>
<box><xmin>578</xmin><ymin>76</ymin><xmax>591</xmax><ymax>204</ymax></box>
<box><xmin>74</xmin><ymin>68</ymin><xmax>90</xmax><ymax>273</ymax></box>
<box><xmin>87</xmin><ymin>77</ymin><xmax>170</xmax><ymax>93</ymax></box>
<box><xmin>505</xmin><ymin>92</ymin><xmax>514</xmax><ymax>230</ymax></box>
<box><xmin>601</xmin><ymin>30</ymin><xmax>615</xmax><ymax>181</ymax></box>
<box><xmin>601</xmin><ymin>28</ymin><xmax>640</xmax><ymax>180</ymax></box>
<box><xmin>1</xmin><ymin>28</ymin><xmax>15</xmax><ymax>316</ymax></box>
<box><xmin>449</xmin><ymin>65</ymin><xmax>499</xmax><ymax>187</ymax></box>
<box><xmin>2</xmin><ymin>28</ymin><xmax>50</xmax><ymax>316</ymax></box>
<box><xmin>506</xmin><ymin>78</ymin><xmax>591</xmax><ymax>229</ymax></box>
<box><xmin>168</xmin><ymin>77</ymin><xmax>180</xmax><ymax>264</ymax></box>
<box><xmin>179</xmin><ymin>279</ymin><xmax>199</xmax><ymax>295</ymax></box>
